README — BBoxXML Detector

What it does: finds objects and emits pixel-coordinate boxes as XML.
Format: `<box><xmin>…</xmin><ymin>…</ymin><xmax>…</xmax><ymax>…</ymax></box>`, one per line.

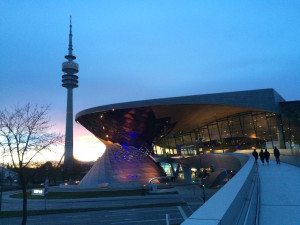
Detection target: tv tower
<box><xmin>62</xmin><ymin>16</ymin><xmax>79</xmax><ymax>172</ymax></box>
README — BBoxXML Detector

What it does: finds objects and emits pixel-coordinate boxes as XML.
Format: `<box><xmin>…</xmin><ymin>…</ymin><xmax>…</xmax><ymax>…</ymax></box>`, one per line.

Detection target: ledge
<box><xmin>182</xmin><ymin>154</ymin><xmax>254</xmax><ymax>225</ymax></box>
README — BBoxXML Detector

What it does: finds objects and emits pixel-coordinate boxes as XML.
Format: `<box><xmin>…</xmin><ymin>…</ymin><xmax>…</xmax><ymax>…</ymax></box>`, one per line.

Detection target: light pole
<box><xmin>200</xmin><ymin>178</ymin><xmax>206</xmax><ymax>203</ymax></box>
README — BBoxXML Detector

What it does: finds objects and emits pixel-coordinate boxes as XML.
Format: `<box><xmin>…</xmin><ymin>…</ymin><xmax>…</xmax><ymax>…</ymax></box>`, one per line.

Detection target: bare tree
<box><xmin>0</xmin><ymin>103</ymin><xmax>62</xmax><ymax>225</ymax></box>
<box><xmin>0</xmin><ymin>143</ymin><xmax>8</xmax><ymax>213</ymax></box>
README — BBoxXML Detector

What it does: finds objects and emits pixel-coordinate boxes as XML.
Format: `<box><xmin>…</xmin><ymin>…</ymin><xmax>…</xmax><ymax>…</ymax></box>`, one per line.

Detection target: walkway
<box><xmin>259</xmin><ymin>160</ymin><xmax>300</xmax><ymax>225</ymax></box>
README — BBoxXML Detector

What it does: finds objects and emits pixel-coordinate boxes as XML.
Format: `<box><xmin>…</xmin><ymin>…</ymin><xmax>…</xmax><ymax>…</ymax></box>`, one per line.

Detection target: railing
<box><xmin>147</xmin><ymin>176</ymin><xmax>171</xmax><ymax>187</ymax></box>
<box><xmin>255</xmin><ymin>174</ymin><xmax>261</xmax><ymax>225</ymax></box>
<box><xmin>241</xmin><ymin>167</ymin><xmax>261</xmax><ymax>225</ymax></box>
<box><xmin>182</xmin><ymin>155</ymin><xmax>256</xmax><ymax>225</ymax></box>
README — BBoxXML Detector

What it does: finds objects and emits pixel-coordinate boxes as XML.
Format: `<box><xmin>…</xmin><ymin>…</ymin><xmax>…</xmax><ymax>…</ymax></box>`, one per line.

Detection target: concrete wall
<box><xmin>182</xmin><ymin>155</ymin><xmax>257</xmax><ymax>225</ymax></box>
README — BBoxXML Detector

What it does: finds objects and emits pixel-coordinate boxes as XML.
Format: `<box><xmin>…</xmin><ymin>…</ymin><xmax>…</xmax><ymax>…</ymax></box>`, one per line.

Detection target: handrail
<box><xmin>255</xmin><ymin>173</ymin><xmax>261</xmax><ymax>225</ymax></box>
<box><xmin>242</xmin><ymin>167</ymin><xmax>261</xmax><ymax>225</ymax></box>
<box><xmin>181</xmin><ymin>156</ymin><xmax>254</xmax><ymax>225</ymax></box>
<box><xmin>147</xmin><ymin>176</ymin><xmax>171</xmax><ymax>186</ymax></box>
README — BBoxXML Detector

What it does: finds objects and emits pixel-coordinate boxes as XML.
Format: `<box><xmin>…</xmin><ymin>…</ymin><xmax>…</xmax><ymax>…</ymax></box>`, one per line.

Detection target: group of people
<box><xmin>252</xmin><ymin>146</ymin><xmax>280</xmax><ymax>165</ymax></box>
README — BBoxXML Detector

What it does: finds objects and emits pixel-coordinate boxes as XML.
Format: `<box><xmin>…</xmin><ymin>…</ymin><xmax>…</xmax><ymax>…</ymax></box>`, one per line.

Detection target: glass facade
<box><xmin>154</xmin><ymin>111</ymin><xmax>300</xmax><ymax>156</ymax></box>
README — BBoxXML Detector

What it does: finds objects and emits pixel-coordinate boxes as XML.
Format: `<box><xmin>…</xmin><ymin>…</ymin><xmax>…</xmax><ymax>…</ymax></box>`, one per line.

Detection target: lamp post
<box><xmin>200</xmin><ymin>178</ymin><xmax>206</xmax><ymax>203</ymax></box>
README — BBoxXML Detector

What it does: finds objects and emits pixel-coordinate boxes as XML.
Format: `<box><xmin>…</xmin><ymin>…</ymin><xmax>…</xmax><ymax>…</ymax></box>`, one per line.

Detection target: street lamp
<box><xmin>200</xmin><ymin>178</ymin><xmax>206</xmax><ymax>203</ymax></box>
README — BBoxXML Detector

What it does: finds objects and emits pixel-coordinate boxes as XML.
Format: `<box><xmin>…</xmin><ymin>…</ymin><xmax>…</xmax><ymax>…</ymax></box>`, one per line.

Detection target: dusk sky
<box><xmin>1</xmin><ymin>1</ymin><xmax>299</xmax><ymax>161</ymax></box>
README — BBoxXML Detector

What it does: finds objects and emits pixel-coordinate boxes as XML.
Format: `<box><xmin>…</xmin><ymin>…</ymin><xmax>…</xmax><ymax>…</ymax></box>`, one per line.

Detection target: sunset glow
<box><xmin>25</xmin><ymin>126</ymin><xmax>107</xmax><ymax>163</ymax></box>
<box><xmin>73</xmin><ymin>135</ymin><xmax>106</xmax><ymax>162</ymax></box>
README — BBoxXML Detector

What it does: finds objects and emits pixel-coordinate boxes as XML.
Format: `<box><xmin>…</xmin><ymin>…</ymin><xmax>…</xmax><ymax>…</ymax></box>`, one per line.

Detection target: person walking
<box><xmin>259</xmin><ymin>149</ymin><xmax>265</xmax><ymax>165</ymax></box>
<box><xmin>274</xmin><ymin>146</ymin><xmax>280</xmax><ymax>165</ymax></box>
<box><xmin>264</xmin><ymin>149</ymin><xmax>270</xmax><ymax>165</ymax></box>
<box><xmin>252</xmin><ymin>148</ymin><xmax>258</xmax><ymax>165</ymax></box>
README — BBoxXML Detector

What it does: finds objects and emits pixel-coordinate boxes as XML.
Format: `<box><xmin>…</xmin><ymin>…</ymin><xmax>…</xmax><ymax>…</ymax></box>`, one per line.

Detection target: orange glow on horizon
<box><xmin>14</xmin><ymin>124</ymin><xmax>107</xmax><ymax>163</ymax></box>
<box><xmin>73</xmin><ymin>135</ymin><xmax>106</xmax><ymax>162</ymax></box>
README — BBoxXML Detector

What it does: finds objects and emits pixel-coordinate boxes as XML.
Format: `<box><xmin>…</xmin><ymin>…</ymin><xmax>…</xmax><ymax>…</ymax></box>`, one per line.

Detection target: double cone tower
<box><xmin>62</xmin><ymin>16</ymin><xmax>79</xmax><ymax>172</ymax></box>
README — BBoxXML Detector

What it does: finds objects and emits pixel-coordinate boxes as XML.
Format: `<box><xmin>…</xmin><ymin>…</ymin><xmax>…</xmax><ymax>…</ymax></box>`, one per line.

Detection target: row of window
<box><xmin>154</xmin><ymin>111</ymin><xmax>300</xmax><ymax>155</ymax></box>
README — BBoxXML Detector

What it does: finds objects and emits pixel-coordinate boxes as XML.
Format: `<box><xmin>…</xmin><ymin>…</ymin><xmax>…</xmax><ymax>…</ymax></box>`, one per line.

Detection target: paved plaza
<box><xmin>258</xmin><ymin>160</ymin><xmax>300</xmax><ymax>225</ymax></box>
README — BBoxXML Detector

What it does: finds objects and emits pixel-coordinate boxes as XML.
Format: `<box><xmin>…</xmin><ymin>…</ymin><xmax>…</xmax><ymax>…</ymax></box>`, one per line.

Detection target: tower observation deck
<box><xmin>62</xmin><ymin>16</ymin><xmax>79</xmax><ymax>172</ymax></box>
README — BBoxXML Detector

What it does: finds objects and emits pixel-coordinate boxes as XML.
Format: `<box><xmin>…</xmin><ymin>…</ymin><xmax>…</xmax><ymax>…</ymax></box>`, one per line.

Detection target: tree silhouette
<box><xmin>0</xmin><ymin>103</ymin><xmax>62</xmax><ymax>225</ymax></box>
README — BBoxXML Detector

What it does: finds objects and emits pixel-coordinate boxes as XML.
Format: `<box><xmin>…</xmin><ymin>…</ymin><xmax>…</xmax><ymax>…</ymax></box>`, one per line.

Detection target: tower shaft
<box><xmin>62</xmin><ymin>16</ymin><xmax>79</xmax><ymax>172</ymax></box>
<box><xmin>64</xmin><ymin>88</ymin><xmax>74</xmax><ymax>169</ymax></box>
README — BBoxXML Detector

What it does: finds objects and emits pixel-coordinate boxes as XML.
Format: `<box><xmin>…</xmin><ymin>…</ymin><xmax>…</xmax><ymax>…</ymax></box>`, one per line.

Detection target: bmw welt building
<box><xmin>75</xmin><ymin>88</ymin><xmax>300</xmax><ymax>188</ymax></box>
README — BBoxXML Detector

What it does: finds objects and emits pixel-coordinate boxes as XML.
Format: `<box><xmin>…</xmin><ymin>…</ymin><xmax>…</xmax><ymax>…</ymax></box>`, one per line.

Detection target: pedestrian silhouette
<box><xmin>252</xmin><ymin>148</ymin><xmax>258</xmax><ymax>165</ymax></box>
<box><xmin>274</xmin><ymin>147</ymin><xmax>280</xmax><ymax>164</ymax></box>
<box><xmin>259</xmin><ymin>149</ymin><xmax>265</xmax><ymax>165</ymax></box>
<box><xmin>264</xmin><ymin>149</ymin><xmax>270</xmax><ymax>165</ymax></box>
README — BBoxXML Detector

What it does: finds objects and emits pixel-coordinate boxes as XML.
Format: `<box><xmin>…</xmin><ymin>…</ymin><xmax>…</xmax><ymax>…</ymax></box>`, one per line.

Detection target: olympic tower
<box><xmin>62</xmin><ymin>16</ymin><xmax>79</xmax><ymax>172</ymax></box>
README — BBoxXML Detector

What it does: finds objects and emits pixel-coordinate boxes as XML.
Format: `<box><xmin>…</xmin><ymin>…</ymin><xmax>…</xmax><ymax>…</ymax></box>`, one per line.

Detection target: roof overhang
<box><xmin>75</xmin><ymin>89</ymin><xmax>286</xmax><ymax>147</ymax></box>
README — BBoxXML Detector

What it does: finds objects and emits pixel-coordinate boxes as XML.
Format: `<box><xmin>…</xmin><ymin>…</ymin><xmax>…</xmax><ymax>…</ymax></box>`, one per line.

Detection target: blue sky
<box><xmin>0</xmin><ymin>1</ymin><xmax>299</xmax><ymax>161</ymax></box>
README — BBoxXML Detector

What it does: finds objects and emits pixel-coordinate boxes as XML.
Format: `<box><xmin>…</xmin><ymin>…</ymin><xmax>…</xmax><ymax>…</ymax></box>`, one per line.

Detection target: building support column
<box><xmin>288</xmin><ymin>119</ymin><xmax>293</xmax><ymax>149</ymax></box>
<box><xmin>174</xmin><ymin>137</ymin><xmax>181</xmax><ymax>156</ymax></box>
<box><xmin>182</xmin><ymin>165</ymin><xmax>192</xmax><ymax>183</ymax></box>
<box><xmin>277</xmin><ymin>115</ymin><xmax>286</xmax><ymax>149</ymax></box>
<box><xmin>194</xmin><ymin>132</ymin><xmax>200</xmax><ymax>155</ymax></box>
<box><xmin>251</xmin><ymin>113</ymin><xmax>258</xmax><ymax>138</ymax></box>
<box><xmin>226</xmin><ymin>118</ymin><xmax>235</xmax><ymax>147</ymax></box>
<box><xmin>171</xmin><ymin>163</ymin><xmax>180</xmax><ymax>179</ymax></box>
<box><xmin>167</xmin><ymin>138</ymin><xmax>171</xmax><ymax>155</ymax></box>
<box><xmin>238</xmin><ymin>115</ymin><xmax>245</xmax><ymax>137</ymax></box>
<box><xmin>266</xmin><ymin>113</ymin><xmax>274</xmax><ymax>148</ymax></box>
<box><xmin>206</xmin><ymin>125</ymin><xmax>212</xmax><ymax>142</ymax></box>
<box><xmin>216</xmin><ymin>121</ymin><xmax>224</xmax><ymax>153</ymax></box>
<box><xmin>181</xmin><ymin>135</ymin><xmax>185</xmax><ymax>146</ymax></box>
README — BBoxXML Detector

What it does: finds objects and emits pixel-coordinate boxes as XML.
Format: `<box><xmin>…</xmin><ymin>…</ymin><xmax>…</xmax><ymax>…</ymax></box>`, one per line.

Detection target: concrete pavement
<box><xmin>258</xmin><ymin>160</ymin><xmax>300</xmax><ymax>225</ymax></box>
